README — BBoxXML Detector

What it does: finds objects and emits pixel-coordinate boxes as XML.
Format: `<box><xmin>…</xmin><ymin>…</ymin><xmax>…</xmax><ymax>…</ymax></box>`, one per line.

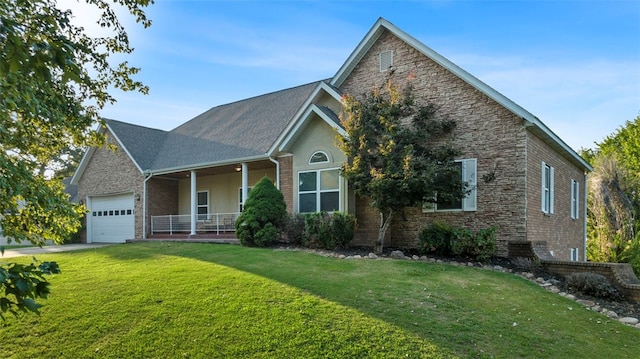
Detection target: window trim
<box><xmin>197</xmin><ymin>190</ymin><xmax>209</xmax><ymax>221</ymax></box>
<box><xmin>422</xmin><ymin>158</ymin><xmax>477</xmax><ymax>213</ymax></box>
<box><xmin>298</xmin><ymin>168</ymin><xmax>341</xmax><ymax>213</ymax></box>
<box><xmin>541</xmin><ymin>162</ymin><xmax>555</xmax><ymax>215</ymax></box>
<box><xmin>309</xmin><ymin>151</ymin><xmax>330</xmax><ymax>165</ymax></box>
<box><xmin>570</xmin><ymin>179</ymin><xmax>579</xmax><ymax>220</ymax></box>
<box><xmin>570</xmin><ymin>248</ymin><xmax>579</xmax><ymax>262</ymax></box>
<box><xmin>238</xmin><ymin>186</ymin><xmax>253</xmax><ymax>212</ymax></box>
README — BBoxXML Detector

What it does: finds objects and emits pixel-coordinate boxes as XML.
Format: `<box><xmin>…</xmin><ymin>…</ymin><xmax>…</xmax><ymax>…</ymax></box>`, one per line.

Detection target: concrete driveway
<box><xmin>1</xmin><ymin>243</ymin><xmax>115</xmax><ymax>258</ymax></box>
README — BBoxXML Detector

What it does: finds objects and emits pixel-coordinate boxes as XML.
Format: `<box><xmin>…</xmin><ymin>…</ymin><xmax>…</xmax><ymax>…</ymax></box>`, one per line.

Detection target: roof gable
<box><xmin>71</xmin><ymin>121</ymin><xmax>165</xmax><ymax>184</ymax></box>
<box><xmin>331</xmin><ymin>17</ymin><xmax>591</xmax><ymax>171</ymax></box>
<box><xmin>106</xmin><ymin>119</ymin><xmax>168</xmax><ymax>171</ymax></box>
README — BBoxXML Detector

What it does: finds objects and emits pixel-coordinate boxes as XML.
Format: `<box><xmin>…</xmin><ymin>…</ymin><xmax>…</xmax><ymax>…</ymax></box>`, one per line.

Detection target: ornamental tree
<box><xmin>338</xmin><ymin>81</ymin><xmax>467</xmax><ymax>253</ymax></box>
<box><xmin>0</xmin><ymin>0</ymin><xmax>152</xmax><ymax>317</ymax></box>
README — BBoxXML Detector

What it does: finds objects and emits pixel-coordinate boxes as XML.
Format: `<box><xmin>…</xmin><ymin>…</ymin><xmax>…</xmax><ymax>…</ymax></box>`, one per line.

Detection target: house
<box><xmin>71</xmin><ymin>18</ymin><xmax>592</xmax><ymax>260</ymax></box>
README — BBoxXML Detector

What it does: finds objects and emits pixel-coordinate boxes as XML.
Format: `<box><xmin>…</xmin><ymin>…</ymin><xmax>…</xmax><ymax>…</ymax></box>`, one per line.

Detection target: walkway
<box><xmin>1</xmin><ymin>243</ymin><xmax>115</xmax><ymax>259</ymax></box>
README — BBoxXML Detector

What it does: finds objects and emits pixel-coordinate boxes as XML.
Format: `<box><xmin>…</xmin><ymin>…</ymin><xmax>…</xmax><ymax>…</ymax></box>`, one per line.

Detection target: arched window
<box><xmin>309</xmin><ymin>151</ymin><xmax>329</xmax><ymax>164</ymax></box>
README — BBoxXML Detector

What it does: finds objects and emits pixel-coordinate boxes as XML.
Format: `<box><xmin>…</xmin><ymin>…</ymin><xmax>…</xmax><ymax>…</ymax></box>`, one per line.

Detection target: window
<box><xmin>298</xmin><ymin>169</ymin><xmax>340</xmax><ymax>213</ymax></box>
<box><xmin>197</xmin><ymin>191</ymin><xmax>209</xmax><ymax>220</ymax></box>
<box><xmin>571</xmin><ymin>179</ymin><xmax>579</xmax><ymax>219</ymax></box>
<box><xmin>570</xmin><ymin>248</ymin><xmax>579</xmax><ymax>262</ymax></box>
<box><xmin>380</xmin><ymin>50</ymin><xmax>393</xmax><ymax>71</ymax></box>
<box><xmin>542</xmin><ymin>162</ymin><xmax>555</xmax><ymax>214</ymax></box>
<box><xmin>238</xmin><ymin>186</ymin><xmax>253</xmax><ymax>212</ymax></box>
<box><xmin>309</xmin><ymin>151</ymin><xmax>329</xmax><ymax>164</ymax></box>
<box><xmin>422</xmin><ymin>158</ymin><xmax>477</xmax><ymax>212</ymax></box>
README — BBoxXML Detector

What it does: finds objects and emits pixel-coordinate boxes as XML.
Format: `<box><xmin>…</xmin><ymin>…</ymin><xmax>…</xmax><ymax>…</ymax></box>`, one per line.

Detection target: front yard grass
<box><xmin>1</xmin><ymin>242</ymin><xmax>638</xmax><ymax>358</ymax></box>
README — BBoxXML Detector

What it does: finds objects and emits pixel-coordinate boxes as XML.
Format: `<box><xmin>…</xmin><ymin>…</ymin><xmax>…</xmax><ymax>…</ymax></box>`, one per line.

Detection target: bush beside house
<box><xmin>235</xmin><ymin>177</ymin><xmax>287</xmax><ymax>247</ymax></box>
<box><xmin>419</xmin><ymin>221</ymin><xmax>497</xmax><ymax>262</ymax></box>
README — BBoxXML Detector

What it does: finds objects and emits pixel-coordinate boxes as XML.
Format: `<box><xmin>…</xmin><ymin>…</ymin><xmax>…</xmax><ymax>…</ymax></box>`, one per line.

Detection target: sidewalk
<box><xmin>1</xmin><ymin>243</ymin><xmax>115</xmax><ymax>259</ymax></box>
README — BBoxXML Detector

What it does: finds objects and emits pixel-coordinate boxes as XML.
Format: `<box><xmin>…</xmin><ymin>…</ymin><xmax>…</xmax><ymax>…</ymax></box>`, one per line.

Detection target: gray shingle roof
<box><xmin>106</xmin><ymin>119</ymin><xmax>168</xmax><ymax>170</ymax></box>
<box><xmin>149</xmin><ymin>81</ymin><xmax>321</xmax><ymax>171</ymax></box>
<box><xmin>106</xmin><ymin>81</ymin><xmax>322</xmax><ymax>172</ymax></box>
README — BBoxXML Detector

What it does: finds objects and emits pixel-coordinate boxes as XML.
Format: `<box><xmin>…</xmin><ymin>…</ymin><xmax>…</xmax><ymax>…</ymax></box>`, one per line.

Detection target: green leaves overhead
<box><xmin>0</xmin><ymin>0</ymin><xmax>152</xmax><ymax>316</ymax></box>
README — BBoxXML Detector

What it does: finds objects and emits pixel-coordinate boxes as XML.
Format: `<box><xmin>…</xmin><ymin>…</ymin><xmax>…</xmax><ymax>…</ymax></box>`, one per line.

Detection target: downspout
<box><xmin>583</xmin><ymin>172</ymin><xmax>588</xmax><ymax>261</ymax></box>
<box><xmin>143</xmin><ymin>172</ymin><xmax>153</xmax><ymax>239</ymax></box>
<box><xmin>268</xmin><ymin>156</ymin><xmax>280</xmax><ymax>189</ymax></box>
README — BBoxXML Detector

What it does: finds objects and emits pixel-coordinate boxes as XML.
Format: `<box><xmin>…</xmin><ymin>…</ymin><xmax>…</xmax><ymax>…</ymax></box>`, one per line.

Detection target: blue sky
<box><xmin>82</xmin><ymin>0</ymin><xmax>638</xmax><ymax>152</ymax></box>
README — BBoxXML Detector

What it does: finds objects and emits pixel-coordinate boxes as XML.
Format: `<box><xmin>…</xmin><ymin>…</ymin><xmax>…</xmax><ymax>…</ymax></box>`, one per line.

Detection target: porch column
<box><xmin>241</xmin><ymin>163</ymin><xmax>248</xmax><ymax>211</ymax></box>
<box><xmin>190</xmin><ymin>170</ymin><xmax>197</xmax><ymax>235</ymax></box>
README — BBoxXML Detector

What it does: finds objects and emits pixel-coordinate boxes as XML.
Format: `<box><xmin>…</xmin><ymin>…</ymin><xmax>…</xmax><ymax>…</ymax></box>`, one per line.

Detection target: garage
<box><xmin>90</xmin><ymin>193</ymin><xmax>135</xmax><ymax>243</ymax></box>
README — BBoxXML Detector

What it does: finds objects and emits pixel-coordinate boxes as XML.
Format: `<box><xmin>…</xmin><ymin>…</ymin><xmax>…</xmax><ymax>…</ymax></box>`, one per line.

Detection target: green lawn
<box><xmin>1</xmin><ymin>242</ymin><xmax>638</xmax><ymax>358</ymax></box>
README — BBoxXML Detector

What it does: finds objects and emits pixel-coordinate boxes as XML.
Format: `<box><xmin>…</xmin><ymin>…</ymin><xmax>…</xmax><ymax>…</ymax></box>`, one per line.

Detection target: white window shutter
<box><xmin>541</xmin><ymin>161</ymin><xmax>546</xmax><ymax>212</ymax></box>
<box><xmin>549</xmin><ymin>166</ymin><xmax>555</xmax><ymax>214</ymax></box>
<box><xmin>462</xmin><ymin>159</ymin><xmax>477</xmax><ymax>211</ymax></box>
<box><xmin>575</xmin><ymin>181</ymin><xmax>579</xmax><ymax>219</ymax></box>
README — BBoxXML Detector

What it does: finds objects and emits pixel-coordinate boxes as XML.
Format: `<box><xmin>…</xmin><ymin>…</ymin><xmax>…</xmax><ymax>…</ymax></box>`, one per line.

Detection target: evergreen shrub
<box><xmin>235</xmin><ymin>177</ymin><xmax>287</xmax><ymax>247</ymax></box>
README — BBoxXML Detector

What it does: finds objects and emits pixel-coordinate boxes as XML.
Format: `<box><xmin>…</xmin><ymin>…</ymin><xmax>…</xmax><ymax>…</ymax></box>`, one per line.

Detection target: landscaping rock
<box><xmin>338</xmin><ymin>254</ymin><xmax>346</xmax><ymax>259</ymax></box>
<box><xmin>602</xmin><ymin>309</ymin><xmax>619</xmax><ymax>319</ymax></box>
<box><xmin>368</xmin><ymin>253</ymin><xmax>378</xmax><ymax>259</ymax></box>
<box><xmin>353</xmin><ymin>255</ymin><xmax>362</xmax><ymax>259</ymax></box>
<box><xmin>577</xmin><ymin>299</ymin><xmax>596</xmax><ymax>307</ymax></box>
<box><xmin>390</xmin><ymin>250</ymin><xmax>406</xmax><ymax>259</ymax></box>
<box><xmin>619</xmin><ymin>317</ymin><xmax>639</xmax><ymax>325</ymax></box>
<box><xmin>635</xmin><ymin>323</ymin><xmax>640</xmax><ymax>329</ymax></box>
<box><xmin>412</xmin><ymin>255</ymin><xmax>420</xmax><ymax>260</ymax></box>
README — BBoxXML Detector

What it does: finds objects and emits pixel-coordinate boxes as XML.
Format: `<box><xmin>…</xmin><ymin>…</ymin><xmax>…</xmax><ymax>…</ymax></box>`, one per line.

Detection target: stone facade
<box><xmin>278</xmin><ymin>155</ymin><xmax>294</xmax><ymax>213</ymax></box>
<box><xmin>338</xmin><ymin>29</ymin><xmax>584</xmax><ymax>258</ymax></box>
<box><xmin>526</xmin><ymin>133</ymin><xmax>586</xmax><ymax>260</ymax></box>
<box><xmin>146</xmin><ymin>177</ymin><xmax>179</xmax><ymax>236</ymax></box>
<box><xmin>76</xmin><ymin>132</ymin><xmax>145</xmax><ymax>240</ymax></box>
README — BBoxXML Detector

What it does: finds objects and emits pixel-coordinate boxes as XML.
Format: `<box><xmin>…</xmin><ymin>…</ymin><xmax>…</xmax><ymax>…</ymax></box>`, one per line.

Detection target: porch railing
<box><xmin>151</xmin><ymin>213</ymin><xmax>240</xmax><ymax>235</ymax></box>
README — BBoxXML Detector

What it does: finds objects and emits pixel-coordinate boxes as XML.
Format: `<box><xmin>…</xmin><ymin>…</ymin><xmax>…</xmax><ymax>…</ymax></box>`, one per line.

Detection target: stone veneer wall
<box><xmin>146</xmin><ymin>177</ymin><xmax>179</xmax><ymax>237</ymax></box>
<box><xmin>278</xmin><ymin>155</ymin><xmax>294</xmax><ymax>214</ymax></box>
<box><xmin>339</xmin><ymin>29</ymin><xmax>530</xmax><ymax>255</ymax></box>
<box><xmin>526</xmin><ymin>133</ymin><xmax>586</xmax><ymax>260</ymax></box>
<box><xmin>76</xmin><ymin>132</ymin><xmax>145</xmax><ymax>240</ymax></box>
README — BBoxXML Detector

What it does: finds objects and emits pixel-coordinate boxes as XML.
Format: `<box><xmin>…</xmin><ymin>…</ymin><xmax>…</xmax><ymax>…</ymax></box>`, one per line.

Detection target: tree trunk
<box><xmin>375</xmin><ymin>209</ymin><xmax>394</xmax><ymax>254</ymax></box>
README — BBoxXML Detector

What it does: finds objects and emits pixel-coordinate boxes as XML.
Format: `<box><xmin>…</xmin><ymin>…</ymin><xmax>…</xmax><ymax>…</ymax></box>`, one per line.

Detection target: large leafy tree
<box><xmin>0</xmin><ymin>0</ymin><xmax>152</xmax><ymax>316</ymax></box>
<box><xmin>338</xmin><ymin>81</ymin><xmax>467</xmax><ymax>253</ymax></box>
<box><xmin>583</xmin><ymin>115</ymin><xmax>640</xmax><ymax>275</ymax></box>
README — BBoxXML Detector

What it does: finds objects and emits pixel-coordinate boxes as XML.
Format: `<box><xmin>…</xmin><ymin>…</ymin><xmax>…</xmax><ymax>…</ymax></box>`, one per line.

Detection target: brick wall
<box><xmin>509</xmin><ymin>241</ymin><xmax>640</xmax><ymax>303</ymax></box>
<box><xmin>526</xmin><ymin>133</ymin><xmax>585</xmax><ymax>260</ymax></box>
<box><xmin>340</xmin><ymin>29</ymin><xmax>529</xmax><ymax>255</ymax></box>
<box><xmin>146</xmin><ymin>177</ymin><xmax>179</xmax><ymax>236</ymax></box>
<box><xmin>76</xmin><ymin>132</ymin><xmax>145</xmax><ymax>239</ymax></box>
<box><xmin>278</xmin><ymin>155</ymin><xmax>294</xmax><ymax>214</ymax></box>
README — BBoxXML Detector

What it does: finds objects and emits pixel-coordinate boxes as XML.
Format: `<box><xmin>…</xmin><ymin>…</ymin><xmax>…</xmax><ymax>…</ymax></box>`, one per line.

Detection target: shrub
<box><xmin>566</xmin><ymin>272</ymin><xmax>622</xmax><ymax>300</ymax></box>
<box><xmin>283</xmin><ymin>213</ymin><xmax>306</xmax><ymax>245</ymax></box>
<box><xmin>419</xmin><ymin>222</ymin><xmax>497</xmax><ymax>261</ymax></box>
<box><xmin>511</xmin><ymin>257</ymin><xmax>541</xmax><ymax>272</ymax></box>
<box><xmin>419</xmin><ymin>221</ymin><xmax>453</xmax><ymax>255</ymax></box>
<box><xmin>235</xmin><ymin>176</ymin><xmax>287</xmax><ymax>247</ymax></box>
<box><xmin>331</xmin><ymin>212</ymin><xmax>356</xmax><ymax>249</ymax></box>
<box><xmin>301</xmin><ymin>212</ymin><xmax>356</xmax><ymax>250</ymax></box>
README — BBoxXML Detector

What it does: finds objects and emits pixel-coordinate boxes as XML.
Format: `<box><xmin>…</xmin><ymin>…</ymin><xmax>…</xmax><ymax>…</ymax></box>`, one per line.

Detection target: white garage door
<box><xmin>90</xmin><ymin>194</ymin><xmax>135</xmax><ymax>243</ymax></box>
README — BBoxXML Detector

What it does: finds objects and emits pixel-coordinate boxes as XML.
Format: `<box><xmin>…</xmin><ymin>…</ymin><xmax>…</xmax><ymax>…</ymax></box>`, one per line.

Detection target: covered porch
<box><xmin>143</xmin><ymin>160</ymin><xmax>278</xmax><ymax>238</ymax></box>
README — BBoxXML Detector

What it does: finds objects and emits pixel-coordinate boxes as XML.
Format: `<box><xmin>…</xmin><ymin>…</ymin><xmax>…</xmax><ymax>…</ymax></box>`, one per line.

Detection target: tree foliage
<box><xmin>338</xmin><ymin>81</ymin><xmax>466</xmax><ymax>253</ymax></box>
<box><xmin>0</xmin><ymin>0</ymin><xmax>152</xmax><ymax>316</ymax></box>
<box><xmin>584</xmin><ymin>115</ymin><xmax>640</xmax><ymax>275</ymax></box>
<box><xmin>235</xmin><ymin>177</ymin><xmax>288</xmax><ymax>247</ymax></box>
